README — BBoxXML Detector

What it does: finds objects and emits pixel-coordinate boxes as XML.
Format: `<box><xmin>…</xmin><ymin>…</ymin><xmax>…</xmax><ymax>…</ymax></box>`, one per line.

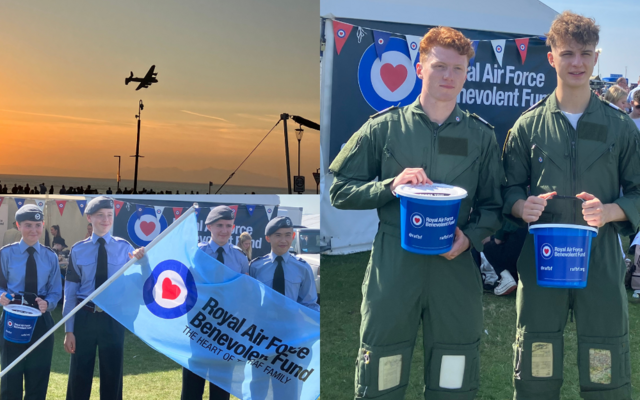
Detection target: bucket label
<box><xmin>535</xmin><ymin>235</ymin><xmax>590</xmax><ymax>282</ymax></box>
<box><xmin>402</xmin><ymin>198</ymin><xmax>461</xmax><ymax>252</ymax></box>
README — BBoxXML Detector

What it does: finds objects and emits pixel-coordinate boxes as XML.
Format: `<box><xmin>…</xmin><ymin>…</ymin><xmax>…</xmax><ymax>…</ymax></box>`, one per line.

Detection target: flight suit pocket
<box><xmin>355</xmin><ymin>341</ymin><xmax>413</xmax><ymax>398</ymax></box>
<box><xmin>530</xmin><ymin>144</ymin><xmax>564</xmax><ymax>191</ymax></box>
<box><xmin>427</xmin><ymin>340</ymin><xmax>480</xmax><ymax>392</ymax></box>
<box><xmin>382</xmin><ymin>146</ymin><xmax>407</xmax><ymax>180</ymax></box>
<box><xmin>577</xmin><ymin>334</ymin><xmax>629</xmax><ymax>388</ymax></box>
<box><xmin>445</xmin><ymin>150</ymin><xmax>480</xmax><ymax>189</ymax></box>
<box><xmin>514</xmin><ymin>330</ymin><xmax>563</xmax><ymax>381</ymax></box>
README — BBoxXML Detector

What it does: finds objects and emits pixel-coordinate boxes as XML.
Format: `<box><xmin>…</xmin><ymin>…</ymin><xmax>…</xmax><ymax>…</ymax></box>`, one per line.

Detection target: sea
<box><xmin>0</xmin><ymin>174</ymin><xmax>286</xmax><ymax>195</ymax></box>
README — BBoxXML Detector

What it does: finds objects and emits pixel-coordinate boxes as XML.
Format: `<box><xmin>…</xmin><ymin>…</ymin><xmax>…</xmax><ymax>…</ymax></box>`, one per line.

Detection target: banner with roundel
<box><xmin>154</xmin><ymin>206</ymin><xmax>165</xmax><ymax>219</ymax></box>
<box><xmin>76</xmin><ymin>200</ymin><xmax>87</xmax><ymax>216</ymax></box>
<box><xmin>143</xmin><ymin>259</ymin><xmax>198</xmax><ymax>319</ymax></box>
<box><xmin>358</xmin><ymin>36</ymin><xmax>421</xmax><ymax>112</ymax></box>
<box><xmin>14</xmin><ymin>198</ymin><xmax>25</xmax><ymax>209</ymax></box>
<box><xmin>404</xmin><ymin>35</ymin><xmax>422</xmax><ymax>64</ymax></box>
<box><xmin>333</xmin><ymin>20</ymin><xmax>353</xmax><ymax>55</ymax></box>
<box><xmin>515</xmin><ymin>38</ymin><xmax>529</xmax><ymax>65</ymax></box>
<box><xmin>372</xmin><ymin>30</ymin><xmax>391</xmax><ymax>60</ymax></box>
<box><xmin>265</xmin><ymin>206</ymin><xmax>275</xmax><ymax>221</ymax></box>
<box><xmin>246</xmin><ymin>205</ymin><xmax>255</xmax><ymax>217</ymax></box>
<box><xmin>127</xmin><ymin>208</ymin><xmax>169</xmax><ymax>246</ymax></box>
<box><xmin>34</xmin><ymin>199</ymin><xmax>45</xmax><ymax>210</ymax></box>
<box><xmin>114</xmin><ymin>200</ymin><xmax>124</xmax><ymax>217</ymax></box>
<box><xmin>173</xmin><ymin>207</ymin><xmax>183</xmax><ymax>218</ymax></box>
<box><xmin>491</xmin><ymin>39</ymin><xmax>506</xmax><ymax>67</ymax></box>
<box><xmin>55</xmin><ymin>200</ymin><xmax>66</xmax><ymax>216</ymax></box>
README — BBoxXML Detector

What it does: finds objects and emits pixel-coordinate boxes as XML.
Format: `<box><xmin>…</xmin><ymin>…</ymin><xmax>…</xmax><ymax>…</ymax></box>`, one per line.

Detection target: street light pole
<box><xmin>131</xmin><ymin>100</ymin><xmax>144</xmax><ymax>194</ymax></box>
<box><xmin>295</xmin><ymin>127</ymin><xmax>303</xmax><ymax>176</ymax></box>
<box><xmin>280</xmin><ymin>113</ymin><xmax>292</xmax><ymax>194</ymax></box>
<box><xmin>113</xmin><ymin>155</ymin><xmax>121</xmax><ymax>192</ymax></box>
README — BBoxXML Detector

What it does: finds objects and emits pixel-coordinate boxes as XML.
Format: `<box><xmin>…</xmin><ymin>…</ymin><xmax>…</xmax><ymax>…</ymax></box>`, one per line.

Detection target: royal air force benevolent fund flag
<box><xmin>92</xmin><ymin>211</ymin><xmax>320</xmax><ymax>400</ymax></box>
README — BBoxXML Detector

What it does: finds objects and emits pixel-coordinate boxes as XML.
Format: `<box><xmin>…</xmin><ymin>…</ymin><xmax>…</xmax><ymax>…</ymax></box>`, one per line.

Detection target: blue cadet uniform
<box><xmin>249</xmin><ymin>216</ymin><xmax>320</xmax><ymax>312</ymax></box>
<box><xmin>0</xmin><ymin>205</ymin><xmax>62</xmax><ymax>400</ymax></box>
<box><xmin>63</xmin><ymin>196</ymin><xmax>134</xmax><ymax>400</ymax></box>
<box><xmin>183</xmin><ymin>205</ymin><xmax>242</xmax><ymax>400</ymax></box>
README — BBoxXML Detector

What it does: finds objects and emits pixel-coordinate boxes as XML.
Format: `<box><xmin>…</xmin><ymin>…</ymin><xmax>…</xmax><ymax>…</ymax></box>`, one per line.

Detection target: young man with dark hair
<box><xmin>330</xmin><ymin>26</ymin><xmax>503</xmax><ymax>399</ymax></box>
<box><xmin>503</xmin><ymin>11</ymin><xmax>640</xmax><ymax>399</ymax></box>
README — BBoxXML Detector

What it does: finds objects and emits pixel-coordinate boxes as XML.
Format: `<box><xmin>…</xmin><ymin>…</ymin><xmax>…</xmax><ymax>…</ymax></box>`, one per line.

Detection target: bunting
<box><xmin>333</xmin><ymin>21</ymin><xmax>353</xmax><ymax>55</ymax></box>
<box><xmin>154</xmin><ymin>206</ymin><xmax>165</xmax><ymax>219</ymax></box>
<box><xmin>114</xmin><ymin>200</ymin><xmax>125</xmax><ymax>217</ymax></box>
<box><xmin>173</xmin><ymin>207</ymin><xmax>183</xmax><ymax>219</ymax></box>
<box><xmin>228</xmin><ymin>205</ymin><xmax>239</xmax><ymax>218</ymax></box>
<box><xmin>265</xmin><ymin>206</ymin><xmax>275</xmax><ymax>221</ymax></box>
<box><xmin>0</xmin><ymin>197</ymin><xmax>4</xmax><ymax>208</ymax></box>
<box><xmin>76</xmin><ymin>200</ymin><xmax>87</xmax><ymax>216</ymax></box>
<box><xmin>515</xmin><ymin>38</ymin><xmax>530</xmax><ymax>65</ymax></box>
<box><xmin>469</xmin><ymin>40</ymin><xmax>479</xmax><ymax>66</ymax></box>
<box><xmin>246</xmin><ymin>205</ymin><xmax>256</xmax><ymax>217</ymax></box>
<box><xmin>15</xmin><ymin>198</ymin><xmax>25</xmax><ymax>209</ymax></box>
<box><xmin>491</xmin><ymin>39</ymin><xmax>506</xmax><ymax>67</ymax></box>
<box><xmin>404</xmin><ymin>35</ymin><xmax>422</xmax><ymax>64</ymax></box>
<box><xmin>136</xmin><ymin>204</ymin><xmax>145</xmax><ymax>217</ymax></box>
<box><xmin>55</xmin><ymin>200</ymin><xmax>67</xmax><ymax>216</ymax></box>
<box><xmin>372</xmin><ymin>30</ymin><xmax>391</xmax><ymax>60</ymax></box>
<box><xmin>34</xmin><ymin>199</ymin><xmax>45</xmax><ymax>210</ymax></box>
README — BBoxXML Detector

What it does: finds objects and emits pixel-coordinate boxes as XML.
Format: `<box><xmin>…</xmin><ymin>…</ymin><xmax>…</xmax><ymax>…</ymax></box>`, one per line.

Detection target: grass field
<box><xmin>3</xmin><ymin>308</ymin><xmax>241</xmax><ymax>400</ymax></box>
<box><xmin>321</xmin><ymin>245</ymin><xmax>640</xmax><ymax>400</ymax></box>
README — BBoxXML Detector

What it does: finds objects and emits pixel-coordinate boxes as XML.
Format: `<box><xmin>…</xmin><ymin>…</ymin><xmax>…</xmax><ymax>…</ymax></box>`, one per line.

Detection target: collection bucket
<box><xmin>3</xmin><ymin>304</ymin><xmax>41</xmax><ymax>344</ymax></box>
<box><xmin>395</xmin><ymin>183</ymin><xmax>468</xmax><ymax>255</ymax></box>
<box><xmin>529</xmin><ymin>224</ymin><xmax>598</xmax><ymax>289</ymax></box>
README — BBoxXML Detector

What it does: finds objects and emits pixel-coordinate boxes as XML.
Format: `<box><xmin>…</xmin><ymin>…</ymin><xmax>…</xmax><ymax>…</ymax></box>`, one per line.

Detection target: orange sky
<box><xmin>0</xmin><ymin>0</ymin><xmax>319</xmax><ymax>188</ymax></box>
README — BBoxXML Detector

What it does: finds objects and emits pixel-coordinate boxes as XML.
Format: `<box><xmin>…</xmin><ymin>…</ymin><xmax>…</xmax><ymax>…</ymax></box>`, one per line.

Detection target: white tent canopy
<box><xmin>320</xmin><ymin>0</ymin><xmax>558</xmax><ymax>254</ymax></box>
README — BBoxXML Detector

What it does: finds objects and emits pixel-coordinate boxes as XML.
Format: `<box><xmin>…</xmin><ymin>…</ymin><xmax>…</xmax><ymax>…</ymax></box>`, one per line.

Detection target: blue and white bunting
<box><xmin>76</xmin><ymin>200</ymin><xmax>87</xmax><ymax>216</ymax></box>
<box><xmin>469</xmin><ymin>40</ymin><xmax>479</xmax><ymax>66</ymax></box>
<box><xmin>491</xmin><ymin>39</ymin><xmax>506</xmax><ymax>67</ymax></box>
<box><xmin>404</xmin><ymin>35</ymin><xmax>422</xmax><ymax>64</ymax></box>
<box><xmin>246</xmin><ymin>205</ymin><xmax>256</xmax><ymax>217</ymax></box>
<box><xmin>372</xmin><ymin>30</ymin><xmax>391</xmax><ymax>60</ymax></box>
<box><xmin>14</xmin><ymin>198</ymin><xmax>25</xmax><ymax>209</ymax></box>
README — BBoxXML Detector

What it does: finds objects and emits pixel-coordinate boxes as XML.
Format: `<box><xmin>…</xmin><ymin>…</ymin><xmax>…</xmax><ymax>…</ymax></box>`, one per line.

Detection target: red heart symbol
<box><xmin>140</xmin><ymin>221</ymin><xmax>156</xmax><ymax>236</ymax></box>
<box><xmin>380</xmin><ymin>63</ymin><xmax>407</xmax><ymax>92</ymax></box>
<box><xmin>161</xmin><ymin>277</ymin><xmax>180</xmax><ymax>300</ymax></box>
<box><xmin>414</xmin><ymin>217</ymin><xmax>420</xmax><ymax>223</ymax></box>
<box><xmin>544</xmin><ymin>248</ymin><xmax>550</xmax><ymax>255</ymax></box>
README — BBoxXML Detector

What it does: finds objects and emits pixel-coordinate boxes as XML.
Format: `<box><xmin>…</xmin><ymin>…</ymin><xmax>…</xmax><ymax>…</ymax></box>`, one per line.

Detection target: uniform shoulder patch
<box><xmin>292</xmin><ymin>255</ymin><xmax>309</xmax><ymax>264</ymax></box>
<box><xmin>369</xmin><ymin>106</ymin><xmax>398</xmax><ymax>119</ymax></box>
<box><xmin>249</xmin><ymin>254</ymin><xmax>268</xmax><ymax>266</ymax></box>
<box><xmin>521</xmin><ymin>95</ymin><xmax>549</xmax><ymax>115</ymax></box>
<box><xmin>470</xmin><ymin>113</ymin><xmax>494</xmax><ymax>129</ymax></box>
<box><xmin>0</xmin><ymin>243</ymin><xmax>18</xmax><ymax>253</ymax></box>
<box><xmin>601</xmin><ymin>98</ymin><xmax>627</xmax><ymax>114</ymax></box>
<box><xmin>231</xmin><ymin>245</ymin><xmax>245</xmax><ymax>254</ymax></box>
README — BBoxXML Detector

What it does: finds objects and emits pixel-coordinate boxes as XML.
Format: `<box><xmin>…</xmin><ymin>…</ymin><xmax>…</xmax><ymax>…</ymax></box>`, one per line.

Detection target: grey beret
<box><xmin>265</xmin><ymin>216</ymin><xmax>293</xmax><ymax>236</ymax></box>
<box><xmin>15</xmin><ymin>205</ymin><xmax>44</xmax><ymax>223</ymax></box>
<box><xmin>205</xmin><ymin>206</ymin><xmax>235</xmax><ymax>225</ymax></box>
<box><xmin>85</xmin><ymin>196</ymin><xmax>115</xmax><ymax>215</ymax></box>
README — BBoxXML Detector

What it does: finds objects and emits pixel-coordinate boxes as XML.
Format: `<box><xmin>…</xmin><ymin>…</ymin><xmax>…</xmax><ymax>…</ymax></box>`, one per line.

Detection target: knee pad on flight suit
<box><xmin>354</xmin><ymin>341</ymin><xmax>413</xmax><ymax>399</ymax></box>
<box><xmin>577</xmin><ymin>334</ymin><xmax>632</xmax><ymax>400</ymax></box>
<box><xmin>424</xmin><ymin>340</ymin><xmax>480</xmax><ymax>400</ymax></box>
<box><xmin>513</xmin><ymin>329</ymin><xmax>564</xmax><ymax>399</ymax></box>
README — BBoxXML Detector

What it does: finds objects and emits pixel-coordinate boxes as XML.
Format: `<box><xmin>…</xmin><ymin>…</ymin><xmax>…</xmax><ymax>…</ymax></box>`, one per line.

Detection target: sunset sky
<box><xmin>0</xmin><ymin>0</ymin><xmax>319</xmax><ymax>188</ymax></box>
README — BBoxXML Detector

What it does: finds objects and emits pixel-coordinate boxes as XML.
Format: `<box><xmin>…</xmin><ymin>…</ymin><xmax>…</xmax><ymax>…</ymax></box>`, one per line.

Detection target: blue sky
<box><xmin>541</xmin><ymin>0</ymin><xmax>640</xmax><ymax>83</ymax></box>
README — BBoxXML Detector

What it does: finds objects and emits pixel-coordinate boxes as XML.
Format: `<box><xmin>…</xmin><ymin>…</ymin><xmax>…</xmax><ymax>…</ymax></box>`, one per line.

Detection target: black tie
<box><xmin>273</xmin><ymin>256</ymin><xmax>285</xmax><ymax>295</ymax></box>
<box><xmin>216</xmin><ymin>247</ymin><xmax>225</xmax><ymax>264</ymax></box>
<box><xmin>95</xmin><ymin>237</ymin><xmax>108</xmax><ymax>289</ymax></box>
<box><xmin>25</xmin><ymin>247</ymin><xmax>38</xmax><ymax>297</ymax></box>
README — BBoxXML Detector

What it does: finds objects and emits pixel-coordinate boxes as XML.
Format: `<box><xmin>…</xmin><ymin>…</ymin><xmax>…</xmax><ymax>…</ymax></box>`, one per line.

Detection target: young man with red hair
<box><xmin>503</xmin><ymin>11</ymin><xmax>640</xmax><ymax>399</ymax></box>
<box><xmin>330</xmin><ymin>27</ymin><xmax>503</xmax><ymax>399</ymax></box>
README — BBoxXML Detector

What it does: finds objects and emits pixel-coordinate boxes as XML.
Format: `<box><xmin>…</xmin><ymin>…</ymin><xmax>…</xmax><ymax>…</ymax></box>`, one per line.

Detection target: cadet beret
<box><xmin>15</xmin><ymin>205</ymin><xmax>44</xmax><ymax>223</ymax></box>
<box><xmin>265</xmin><ymin>216</ymin><xmax>293</xmax><ymax>236</ymax></box>
<box><xmin>85</xmin><ymin>196</ymin><xmax>115</xmax><ymax>215</ymax></box>
<box><xmin>205</xmin><ymin>206</ymin><xmax>235</xmax><ymax>225</ymax></box>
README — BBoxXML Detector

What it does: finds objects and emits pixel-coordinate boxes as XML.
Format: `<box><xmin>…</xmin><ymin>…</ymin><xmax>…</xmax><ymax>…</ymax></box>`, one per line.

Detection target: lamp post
<box><xmin>131</xmin><ymin>100</ymin><xmax>145</xmax><ymax>194</ymax></box>
<box><xmin>295</xmin><ymin>127</ymin><xmax>304</xmax><ymax>176</ymax></box>
<box><xmin>113</xmin><ymin>155</ymin><xmax>121</xmax><ymax>192</ymax></box>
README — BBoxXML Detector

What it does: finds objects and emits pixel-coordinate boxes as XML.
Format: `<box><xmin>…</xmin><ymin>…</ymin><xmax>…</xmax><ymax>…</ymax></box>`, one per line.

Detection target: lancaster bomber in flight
<box><xmin>125</xmin><ymin>65</ymin><xmax>158</xmax><ymax>90</ymax></box>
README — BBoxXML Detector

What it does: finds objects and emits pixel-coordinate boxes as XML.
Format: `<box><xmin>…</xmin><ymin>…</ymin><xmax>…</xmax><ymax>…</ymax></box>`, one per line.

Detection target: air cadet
<box><xmin>63</xmin><ymin>196</ymin><xmax>143</xmax><ymax>400</ymax></box>
<box><xmin>0</xmin><ymin>205</ymin><xmax>62</xmax><ymax>400</ymax></box>
<box><xmin>249</xmin><ymin>216</ymin><xmax>320</xmax><ymax>312</ymax></box>
<box><xmin>182</xmin><ymin>205</ymin><xmax>249</xmax><ymax>400</ymax></box>
<box><xmin>330</xmin><ymin>27</ymin><xmax>503</xmax><ymax>399</ymax></box>
<box><xmin>502</xmin><ymin>12</ymin><xmax>640</xmax><ymax>399</ymax></box>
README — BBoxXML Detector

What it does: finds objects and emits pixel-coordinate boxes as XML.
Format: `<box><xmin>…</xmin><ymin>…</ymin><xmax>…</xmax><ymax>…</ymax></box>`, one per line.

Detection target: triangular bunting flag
<box><xmin>372</xmin><ymin>30</ymin><xmax>391</xmax><ymax>60</ymax></box>
<box><xmin>265</xmin><ymin>206</ymin><xmax>275</xmax><ymax>221</ymax></box>
<box><xmin>172</xmin><ymin>207</ymin><xmax>183</xmax><ymax>219</ymax></box>
<box><xmin>515</xmin><ymin>38</ymin><xmax>529</xmax><ymax>65</ymax></box>
<box><xmin>76</xmin><ymin>200</ymin><xmax>87</xmax><ymax>216</ymax></box>
<box><xmin>15</xmin><ymin>198</ymin><xmax>25</xmax><ymax>209</ymax></box>
<box><xmin>491</xmin><ymin>39</ymin><xmax>506</xmax><ymax>67</ymax></box>
<box><xmin>333</xmin><ymin>21</ymin><xmax>353</xmax><ymax>55</ymax></box>
<box><xmin>114</xmin><ymin>200</ymin><xmax>124</xmax><ymax>217</ymax></box>
<box><xmin>405</xmin><ymin>35</ymin><xmax>422</xmax><ymax>64</ymax></box>
<box><xmin>0</xmin><ymin>197</ymin><xmax>4</xmax><ymax>208</ymax></box>
<box><xmin>55</xmin><ymin>200</ymin><xmax>67</xmax><ymax>216</ymax></box>
<box><xmin>469</xmin><ymin>40</ymin><xmax>479</xmax><ymax>66</ymax></box>
<box><xmin>229</xmin><ymin>205</ymin><xmax>239</xmax><ymax>218</ymax></box>
<box><xmin>195</xmin><ymin>208</ymin><xmax>201</xmax><ymax>217</ymax></box>
<box><xmin>136</xmin><ymin>204</ymin><xmax>145</xmax><ymax>217</ymax></box>
<box><xmin>246</xmin><ymin>205</ymin><xmax>256</xmax><ymax>217</ymax></box>
<box><xmin>34</xmin><ymin>199</ymin><xmax>45</xmax><ymax>210</ymax></box>
<box><xmin>154</xmin><ymin>206</ymin><xmax>165</xmax><ymax>219</ymax></box>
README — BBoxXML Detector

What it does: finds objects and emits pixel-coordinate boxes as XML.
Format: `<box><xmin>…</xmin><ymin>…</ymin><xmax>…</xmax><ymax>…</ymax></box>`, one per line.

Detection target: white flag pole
<box><xmin>0</xmin><ymin>204</ymin><xmax>199</xmax><ymax>378</ymax></box>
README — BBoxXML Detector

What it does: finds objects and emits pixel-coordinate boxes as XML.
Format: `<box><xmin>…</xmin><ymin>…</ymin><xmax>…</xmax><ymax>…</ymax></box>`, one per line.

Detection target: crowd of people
<box><xmin>600</xmin><ymin>76</ymin><xmax>640</xmax><ymax>130</ymax></box>
<box><xmin>0</xmin><ymin>182</ymin><xmax>210</xmax><ymax>195</ymax></box>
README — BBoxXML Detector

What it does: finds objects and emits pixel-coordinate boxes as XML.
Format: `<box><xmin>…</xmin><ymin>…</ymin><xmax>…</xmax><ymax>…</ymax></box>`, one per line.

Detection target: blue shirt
<box><xmin>63</xmin><ymin>232</ymin><xmax>134</xmax><ymax>332</ymax></box>
<box><xmin>198</xmin><ymin>240</ymin><xmax>249</xmax><ymax>274</ymax></box>
<box><xmin>0</xmin><ymin>240</ymin><xmax>62</xmax><ymax>312</ymax></box>
<box><xmin>250</xmin><ymin>251</ymin><xmax>319</xmax><ymax>312</ymax></box>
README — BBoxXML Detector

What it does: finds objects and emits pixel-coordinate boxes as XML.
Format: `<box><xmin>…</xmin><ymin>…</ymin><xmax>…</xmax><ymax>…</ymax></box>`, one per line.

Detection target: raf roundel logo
<box><xmin>541</xmin><ymin>244</ymin><xmax>553</xmax><ymax>259</ymax></box>
<box><xmin>410</xmin><ymin>212</ymin><xmax>424</xmax><ymax>228</ymax></box>
<box><xmin>7</xmin><ymin>321</ymin><xmax>12</xmax><ymax>327</ymax></box>
<box><xmin>496</xmin><ymin>45</ymin><xmax>503</xmax><ymax>53</ymax></box>
<box><xmin>143</xmin><ymin>260</ymin><xmax>197</xmax><ymax>319</ymax></box>
<box><xmin>116</xmin><ymin>203</ymin><xmax>121</xmax><ymax>209</ymax></box>
<box><xmin>127</xmin><ymin>208</ymin><xmax>168</xmax><ymax>247</ymax></box>
<box><xmin>59</xmin><ymin>203</ymin><xmax>63</xmax><ymax>208</ymax></box>
<box><xmin>358</xmin><ymin>37</ymin><xmax>422</xmax><ymax>111</ymax></box>
<box><xmin>410</xmin><ymin>42</ymin><xmax>417</xmax><ymax>50</ymax></box>
<box><xmin>337</xmin><ymin>29</ymin><xmax>346</xmax><ymax>38</ymax></box>
<box><xmin>35</xmin><ymin>213</ymin><xmax>41</xmax><ymax>220</ymax></box>
<box><xmin>377</xmin><ymin>38</ymin><xmax>384</xmax><ymax>45</ymax></box>
<box><xmin>520</xmin><ymin>44</ymin><xmax>526</xmax><ymax>51</ymax></box>
<box><xmin>539</xmin><ymin>157</ymin><xmax>543</xmax><ymax>163</ymax></box>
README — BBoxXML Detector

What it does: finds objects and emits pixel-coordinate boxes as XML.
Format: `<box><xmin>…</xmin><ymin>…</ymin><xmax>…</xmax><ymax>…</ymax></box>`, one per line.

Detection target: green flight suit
<box><xmin>330</xmin><ymin>96</ymin><xmax>503</xmax><ymax>399</ymax></box>
<box><xmin>502</xmin><ymin>91</ymin><xmax>640</xmax><ymax>400</ymax></box>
